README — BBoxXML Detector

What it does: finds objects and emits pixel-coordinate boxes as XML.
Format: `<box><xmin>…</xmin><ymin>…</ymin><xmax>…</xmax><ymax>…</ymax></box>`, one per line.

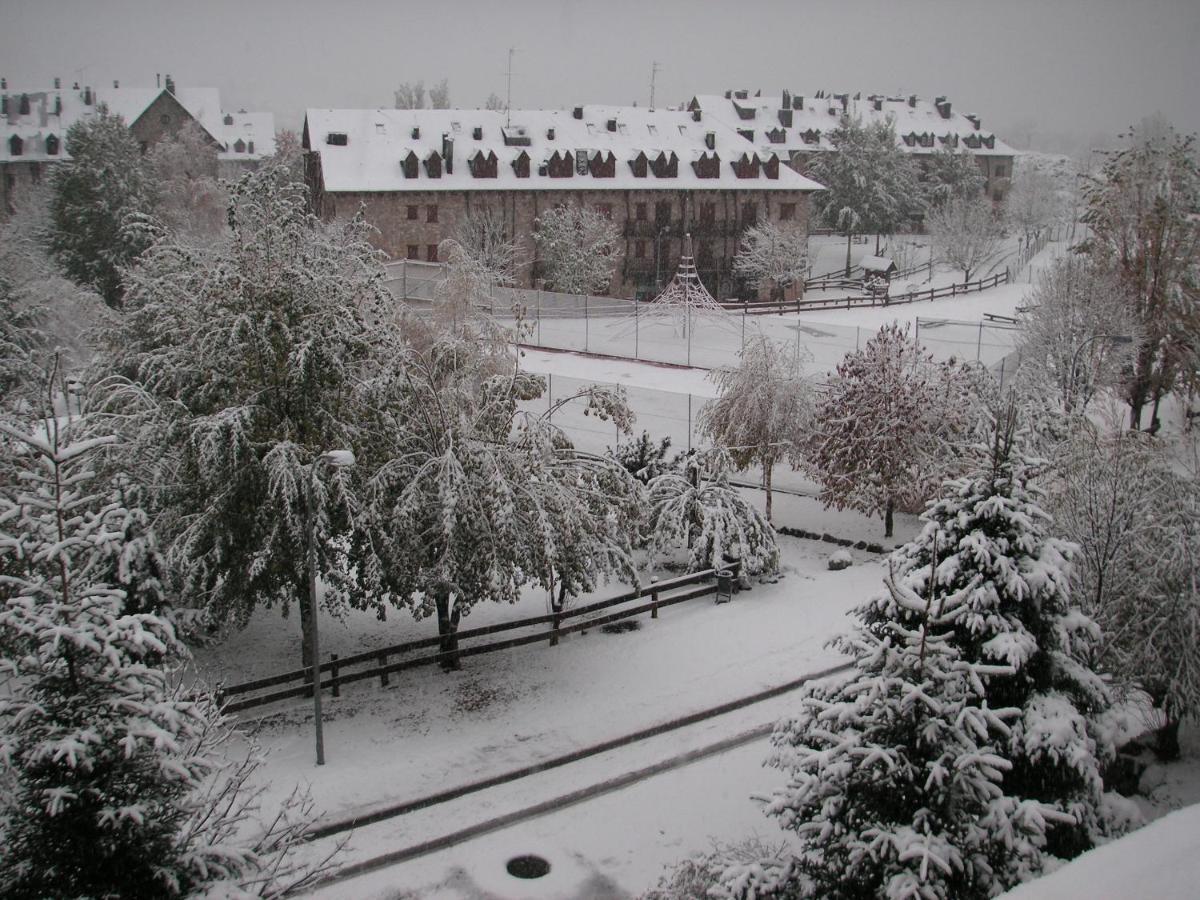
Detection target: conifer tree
<box><xmin>0</xmin><ymin>398</ymin><xmax>335</xmax><ymax>897</ymax></box>
<box><xmin>740</xmin><ymin>408</ymin><xmax>1131</xmax><ymax>899</ymax></box>
<box><xmin>45</xmin><ymin>110</ymin><xmax>158</xmax><ymax>307</ymax></box>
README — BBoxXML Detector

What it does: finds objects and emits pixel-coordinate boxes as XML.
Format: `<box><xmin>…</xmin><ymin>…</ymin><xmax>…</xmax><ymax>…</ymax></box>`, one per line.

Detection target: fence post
<box><xmin>687</xmin><ymin>394</ymin><xmax>693</xmax><ymax>451</ymax></box>
<box><xmin>378</xmin><ymin>652</ymin><xmax>389</xmax><ymax>687</ymax></box>
<box><xmin>537</xmin><ymin>289</ymin><xmax>542</xmax><ymax>346</ymax></box>
<box><xmin>634</xmin><ymin>297</ymin><xmax>640</xmax><ymax>359</ymax></box>
<box><xmin>999</xmin><ymin>355</ymin><xmax>1006</xmax><ymax>390</ymax></box>
<box><xmin>915</xmin><ymin>318</ymin><xmax>920</xmax><ymax>346</ymax></box>
<box><xmin>550</xmin><ymin>606</ymin><xmax>561</xmax><ymax>646</ymax></box>
<box><xmin>402</xmin><ymin>259</ymin><xmax>407</xmax><ymax>299</ymax></box>
<box><xmin>977</xmin><ymin>321</ymin><xmax>984</xmax><ymax>361</ymax></box>
<box><xmin>329</xmin><ymin>654</ymin><xmax>340</xmax><ymax>698</ymax></box>
<box><xmin>650</xmin><ymin>576</ymin><xmax>660</xmax><ymax>618</ymax></box>
<box><xmin>215</xmin><ymin>681</ymin><xmax>226</xmax><ymax>709</ymax></box>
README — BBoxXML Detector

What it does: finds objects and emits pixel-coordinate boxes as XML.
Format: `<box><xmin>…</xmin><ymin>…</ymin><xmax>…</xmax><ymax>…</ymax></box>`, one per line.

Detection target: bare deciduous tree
<box><xmin>1004</xmin><ymin>167</ymin><xmax>1066</xmax><ymax>241</ymax></box>
<box><xmin>454</xmin><ymin>206</ymin><xmax>523</xmax><ymax>286</ymax></box>
<box><xmin>926</xmin><ymin>193</ymin><xmax>1005</xmax><ymax>282</ymax></box>
<box><xmin>699</xmin><ymin>335</ymin><xmax>815</xmax><ymax>522</ymax></box>
<box><xmin>484</xmin><ymin>93</ymin><xmax>505</xmax><ymax>112</ymax></box>
<box><xmin>732</xmin><ymin>222</ymin><xmax>808</xmax><ymax>300</ymax></box>
<box><xmin>1015</xmin><ymin>257</ymin><xmax>1138</xmax><ymax>415</ymax></box>
<box><xmin>394</xmin><ymin>80</ymin><xmax>426</xmax><ymax>109</ymax></box>
<box><xmin>533</xmin><ymin>204</ymin><xmax>620</xmax><ymax>295</ymax></box>
<box><xmin>428</xmin><ymin>78</ymin><xmax>451</xmax><ymax>109</ymax></box>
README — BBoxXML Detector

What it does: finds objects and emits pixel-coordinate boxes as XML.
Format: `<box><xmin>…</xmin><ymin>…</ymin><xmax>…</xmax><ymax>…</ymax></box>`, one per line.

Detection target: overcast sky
<box><xmin>3</xmin><ymin>0</ymin><xmax>1197</xmax><ymax>153</ymax></box>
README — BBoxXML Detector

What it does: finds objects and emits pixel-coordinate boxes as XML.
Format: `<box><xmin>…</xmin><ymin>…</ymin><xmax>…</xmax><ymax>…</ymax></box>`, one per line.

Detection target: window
<box><xmin>595</xmin><ymin>203</ymin><xmax>612</xmax><ymax>219</ymax></box>
<box><xmin>325</xmin><ymin>132</ymin><xmax>348</xmax><ymax>146</ymax></box>
<box><xmin>30</xmin><ymin>165</ymin><xmax>41</xmax><ymax>185</ymax></box>
<box><xmin>993</xmin><ymin>189</ymin><xmax>1005</xmax><ymax>202</ymax></box>
<box><xmin>407</xmin><ymin>245</ymin><xmax>419</xmax><ymax>260</ymax></box>
<box><xmin>655</xmin><ymin>200</ymin><xmax>671</xmax><ymax>224</ymax></box>
<box><xmin>700</xmin><ymin>202</ymin><xmax>716</xmax><ymax>224</ymax></box>
<box><xmin>742</xmin><ymin>202</ymin><xmax>758</xmax><ymax>224</ymax></box>
<box><xmin>635</xmin><ymin>202</ymin><xmax>647</xmax><ymax>221</ymax></box>
<box><xmin>426</xmin><ymin>204</ymin><xmax>438</xmax><ymax>223</ymax></box>
<box><xmin>407</xmin><ymin>205</ymin><xmax>418</xmax><ymax>221</ymax></box>
<box><xmin>779</xmin><ymin>202</ymin><xmax>796</xmax><ymax>221</ymax></box>
<box><xmin>8</xmin><ymin>135</ymin><xmax>22</xmax><ymax>157</ymax></box>
<box><xmin>994</xmin><ymin>164</ymin><xmax>1007</xmax><ymax>179</ymax></box>
<box><xmin>635</xmin><ymin>240</ymin><xmax>646</xmax><ymax>259</ymax></box>
<box><xmin>426</xmin><ymin>245</ymin><xmax>439</xmax><ymax>262</ymax></box>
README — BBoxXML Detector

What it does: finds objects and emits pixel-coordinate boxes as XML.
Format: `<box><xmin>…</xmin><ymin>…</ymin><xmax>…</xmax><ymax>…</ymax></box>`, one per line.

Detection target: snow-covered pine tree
<box><xmin>611</xmin><ymin>430</ymin><xmax>676</xmax><ymax>485</ymax></box>
<box><xmin>533</xmin><ymin>204</ymin><xmax>620</xmax><ymax>295</ymax></box>
<box><xmin>852</xmin><ymin>407</ymin><xmax>1129</xmax><ymax>861</ymax></box>
<box><xmin>745</xmin><ymin>407</ymin><xmax>1132</xmax><ymax>900</ymax></box>
<box><xmin>923</xmin><ymin>146</ymin><xmax>988</xmax><ymax>210</ymax></box>
<box><xmin>808</xmin><ymin>323</ymin><xmax>985</xmax><ymax>537</ymax></box>
<box><xmin>44</xmin><ymin>109</ymin><xmax>158</xmax><ymax>308</ymax></box>
<box><xmin>700</xmin><ymin>334</ymin><xmax>816</xmax><ymax>523</ymax></box>
<box><xmin>647</xmin><ymin>449</ymin><xmax>778</xmax><ymax>576</ymax></box>
<box><xmin>0</xmin><ymin>405</ymin><xmax>335</xmax><ymax>897</ymax></box>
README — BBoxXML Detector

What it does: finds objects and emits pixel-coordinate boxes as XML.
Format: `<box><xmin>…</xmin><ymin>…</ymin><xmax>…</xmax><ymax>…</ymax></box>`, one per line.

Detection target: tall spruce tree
<box><xmin>750</xmin><ymin>408</ymin><xmax>1132</xmax><ymax>899</ymax></box>
<box><xmin>45</xmin><ymin>110</ymin><xmax>158</xmax><ymax>308</ymax></box>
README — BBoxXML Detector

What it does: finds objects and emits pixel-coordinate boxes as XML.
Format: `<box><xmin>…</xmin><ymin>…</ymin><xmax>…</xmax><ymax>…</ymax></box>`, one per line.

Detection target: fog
<box><xmin>3</xmin><ymin>0</ymin><xmax>1198</xmax><ymax>154</ymax></box>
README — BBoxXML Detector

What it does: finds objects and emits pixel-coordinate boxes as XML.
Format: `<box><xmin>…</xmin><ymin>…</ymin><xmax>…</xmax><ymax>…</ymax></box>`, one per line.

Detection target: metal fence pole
<box><xmin>537</xmin><ymin>289</ymin><xmax>542</xmax><ymax>346</ymax></box>
<box><xmin>584</xmin><ymin>294</ymin><xmax>589</xmax><ymax>352</ymax></box>
<box><xmin>977</xmin><ymin>321</ymin><xmax>984</xmax><ymax>362</ymax></box>
<box><xmin>402</xmin><ymin>259</ymin><xmax>407</xmax><ymax>299</ymax></box>
<box><xmin>687</xmin><ymin>394</ymin><xmax>693</xmax><ymax>451</ymax></box>
<box><xmin>635</xmin><ymin>298</ymin><xmax>640</xmax><ymax>359</ymax></box>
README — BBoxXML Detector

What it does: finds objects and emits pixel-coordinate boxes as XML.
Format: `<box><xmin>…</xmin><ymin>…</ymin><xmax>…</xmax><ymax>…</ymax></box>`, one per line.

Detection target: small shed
<box><xmin>860</xmin><ymin>256</ymin><xmax>897</xmax><ymax>279</ymax></box>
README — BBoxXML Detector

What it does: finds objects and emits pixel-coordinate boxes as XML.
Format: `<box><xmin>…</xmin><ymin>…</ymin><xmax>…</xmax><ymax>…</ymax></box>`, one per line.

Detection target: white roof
<box><xmin>860</xmin><ymin>255</ymin><xmax>895</xmax><ymax>272</ymax></box>
<box><xmin>304</xmin><ymin>105</ymin><xmax>824</xmax><ymax>193</ymax></box>
<box><xmin>218</xmin><ymin>111</ymin><xmax>277</xmax><ymax>160</ymax></box>
<box><xmin>1</xmin><ymin>80</ymin><xmax>274</xmax><ymax>163</ymax></box>
<box><xmin>691</xmin><ymin>92</ymin><xmax>1015</xmax><ymax>160</ymax></box>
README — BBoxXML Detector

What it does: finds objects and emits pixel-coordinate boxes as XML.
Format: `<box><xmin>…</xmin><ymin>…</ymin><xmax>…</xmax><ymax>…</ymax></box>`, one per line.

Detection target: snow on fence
<box><xmin>755</xmin><ymin>270</ymin><xmax>1011</xmax><ymax>315</ymax></box>
<box><xmin>216</xmin><ymin>568</ymin><xmax>727</xmax><ymax>714</ymax></box>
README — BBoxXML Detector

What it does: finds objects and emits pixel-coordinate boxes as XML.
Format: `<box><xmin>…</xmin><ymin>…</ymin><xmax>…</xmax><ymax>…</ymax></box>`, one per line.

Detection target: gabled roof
<box><xmin>690</xmin><ymin>92</ymin><xmax>1015</xmax><ymax>159</ymax></box>
<box><xmin>1</xmin><ymin>80</ymin><xmax>275</xmax><ymax>163</ymax></box>
<box><xmin>303</xmin><ymin>105</ymin><xmax>825</xmax><ymax>193</ymax></box>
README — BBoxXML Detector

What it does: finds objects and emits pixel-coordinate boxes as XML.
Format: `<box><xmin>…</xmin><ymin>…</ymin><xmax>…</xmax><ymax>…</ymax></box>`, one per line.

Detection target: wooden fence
<box><xmin>725</xmin><ymin>270</ymin><xmax>1010</xmax><ymax>316</ymax></box>
<box><xmin>216</xmin><ymin>568</ymin><xmax>729</xmax><ymax>714</ymax></box>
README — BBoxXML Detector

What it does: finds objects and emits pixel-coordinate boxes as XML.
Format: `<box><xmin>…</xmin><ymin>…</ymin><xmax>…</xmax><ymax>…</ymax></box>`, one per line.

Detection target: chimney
<box><xmin>705</xmin><ymin>131</ymin><xmax>715</xmax><ymax>150</ymax></box>
<box><xmin>794</xmin><ymin>95</ymin><xmax>803</xmax><ymax>110</ymax></box>
<box><xmin>936</xmin><ymin>99</ymin><xmax>951</xmax><ymax>119</ymax></box>
<box><xmin>965</xmin><ymin>114</ymin><xmax>981</xmax><ymax>130</ymax></box>
<box><xmin>54</xmin><ymin>95</ymin><xmax>61</xmax><ymax>115</ymax></box>
<box><xmin>156</xmin><ymin>73</ymin><xmax>161</xmax><ymax>88</ymax></box>
<box><xmin>908</xmin><ymin>94</ymin><xmax>917</xmax><ymax>108</ymax></box>
<box><xmin>724</xmin><ymin>90</ymin><xmax>732</xmax><ymax>99</ymax></box>
<box><xmin>83</xmin><ymin>86</ymin><xmax>93</xmax><ymax>105</ymax></box>
<box><xmin>441</xmin><ymin>133</ymin><xmax>453</xmax><ymax>174</ymax></box>
<box><xmin>0</xmin><ymin>78</ymin><xmax>6</xmax><ymax>90</ymax></box>
<box><xmin>606</xmin><ymin>118</ymin><xmax>617</xmax><ymax>132</ymax></box>
<box><xmin>873</xmin><ymin>97</ymin><xmax>882</xmax><ymax>112</ymax></box>
<box><xmin>573</xmin><ymin>106</ymin><xmax>583</xmax><ymax>119</ymax></box>
<box><xmin>778</xmin><ymin>108</ymin><xmax>793</xmax><ymax>127</ymax></box>
<box><xmin>165</xmin><ymin>74</ymin><xmax>175</xmax><ymax>94</ymax></box>
<box><xmin>781</xmin><ymin>89</ymin><xmax>791</xmax><ymax>110</ymax></box>
<box><xmin>472</xmin><ymin>125</ymin><xmax>482</xmax><ymax>140</ymax></box>
<box><xmin>54</xmin><ymin>77</ymin><xmax>60</xmax><ymax>89</ymax></box>
<box><xmin>72</xmin><ymin>81</ymin><xmax>79</xmax><ymax>90</ymax></box>
<box><xmin>411</xmin><ymin>126</ymin><xmax>420</xmax><ymax>138</ymax></box>
<box><xmin>546</xmin><ymin>127</ymin><xmax>555</xmax><ymax>140</ymax></box>
<box><xmin>113</xmin><ymin>80</ymin><xmax>119</xmax><ymax>89</ymax></box>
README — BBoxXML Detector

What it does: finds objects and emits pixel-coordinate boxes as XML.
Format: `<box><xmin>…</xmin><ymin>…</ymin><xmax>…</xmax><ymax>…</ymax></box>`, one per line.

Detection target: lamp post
<box><xmin>307</xmin><ymin>449</ymin><xmax>356</xmax><ymax>766</ymax></box>
<box><xmin>1067</xmin><ymin>334</ymin><xmax>1133</xmax><ymax>413</ymax></box>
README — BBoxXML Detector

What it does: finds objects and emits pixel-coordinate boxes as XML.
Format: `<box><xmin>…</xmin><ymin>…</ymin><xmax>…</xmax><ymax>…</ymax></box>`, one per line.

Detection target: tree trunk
<box><xmin>1148</xmin><ymin>389</ymin><xmax>1164</xmax><ymax>436</ymax></box>
<box><xmin>1154</xmin><ymin>715</ymin><xmax>1181</xmax><ymax>761</ymax></box>
<box><xmin>299</xmin><ymin>587</ymin><xmax>314</xmax><ymax>676</ymax></box>
<box><xmin>875</xmin><ymin>233</ymin><xmax>881</xmax><ymax>254</ymax></box>
<box><xmin>885</xmin><ymin>497</ymin><xmax>895</xmax><ymax>539</ymax></box>
<box><xmin>845</xmin><ymin>232</ymin><xmax>853</xmax><ymax>278</ymax></box>
<box><xmin>435</xmin><ymin>590</ymin><xmax>462</xmax><ymax>671</ymax></box>
<box><xmin>764</xmin><ymin>463</ymin><xmax>774</xmax><ymax>524</ymax></box>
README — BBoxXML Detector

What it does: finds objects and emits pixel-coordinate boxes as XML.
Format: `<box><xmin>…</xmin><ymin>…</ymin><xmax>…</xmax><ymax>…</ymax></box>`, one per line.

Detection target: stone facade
<box><xmin>318</xmin><ymin>185</ymin><xmax>810</xmax><ymax>300</ymax></box>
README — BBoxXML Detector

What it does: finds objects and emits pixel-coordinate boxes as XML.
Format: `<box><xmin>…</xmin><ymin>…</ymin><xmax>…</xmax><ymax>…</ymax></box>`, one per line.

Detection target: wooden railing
<box><xmin>216</xmin><ymin>568</ymin><xmax>729</xmax><ymax>714</ymax></box>
<box><xmin>726</xmin><ymin>270</ymin><xmax>1011</xmax><ymax>316</ymax></box>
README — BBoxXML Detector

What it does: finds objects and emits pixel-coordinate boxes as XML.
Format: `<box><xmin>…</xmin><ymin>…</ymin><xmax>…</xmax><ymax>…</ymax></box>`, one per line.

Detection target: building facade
<box><xmin>1</xmin><ymin>75</ymin><xmax>275</xmax><ymax>214</ymax></box>
<box><xmin>689</xmin><ymin>90</ymin><xmax>1016</xmax><ymax>204</ymax></box>
<box><xmin>303</xmin><ymin>105</ymin><xmax>822</xmax><ymax>300</ymax></box>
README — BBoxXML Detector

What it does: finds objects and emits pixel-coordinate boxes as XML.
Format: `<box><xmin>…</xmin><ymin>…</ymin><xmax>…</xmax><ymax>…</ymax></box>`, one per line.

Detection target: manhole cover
<box><xmin>506</xmin><ymin>854</ymin><xmax>551</xmax><ymax>879</ymax></box>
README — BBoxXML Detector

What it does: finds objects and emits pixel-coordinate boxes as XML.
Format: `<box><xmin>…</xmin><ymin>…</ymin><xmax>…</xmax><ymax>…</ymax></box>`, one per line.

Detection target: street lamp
<box><xmin>1067</xmin><ymin>334</ymin><xmax>1133</xmax><ymax>413</ymax></box>
<box><xmin>307</xmin><ymin>448</ymin><xmax>356</xmax><ymax>766</ymax></box>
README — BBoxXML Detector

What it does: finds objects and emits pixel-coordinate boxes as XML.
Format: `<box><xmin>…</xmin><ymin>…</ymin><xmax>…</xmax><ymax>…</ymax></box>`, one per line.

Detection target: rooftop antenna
<box><xmin>505</xmin><ymin>47</ymin><xmax>516</xmax><ymax>127</ymax></box>
<box><xmin>649</xmin><ymin>60</ymin><xmax>661</xmax><ymax>110</ymax></box>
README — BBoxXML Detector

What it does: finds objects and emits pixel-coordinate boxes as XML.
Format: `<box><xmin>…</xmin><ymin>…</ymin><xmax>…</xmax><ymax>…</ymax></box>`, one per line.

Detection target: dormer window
<box><xmin>233</xmin><ymin>138</ymin><xmax>246</xmax><ymax>153</ymax></box>
<box><xmin>423</xmin><ymin>151</ymin><xmax>442</xmax><ymax>178</ymax></box>
<box><xmin>402</xmin><ymin>150</ymin><xmax>420</xmax><ymax>178</ymax></box>
<box><xmin>512</xmin><ymin>150</ymin><xmax>530</xmax><ymax>178</ymax></box>
<box><xmin>629</xmin><ymin>151</ymin><xmax>648</xmax><ymax>178</ymax></box>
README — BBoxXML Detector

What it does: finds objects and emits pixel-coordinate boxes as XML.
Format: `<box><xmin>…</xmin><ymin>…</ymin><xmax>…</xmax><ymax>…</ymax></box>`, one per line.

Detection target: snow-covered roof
<box><xmin>690</xmin><ymin>92</ymin><xmax>1015</xmax><ymax>160</ymax></box>
<box><xmin>304</xmin><ymin>105</ymin><xmax>825</xmax><ymax>193</ymax></box>
<box><xmin>217</xmin><ymin>111</ymin><xmax>277</xmax><ymax>161</ymax></box>
<box><xmin>860</xmin><ymin>255</ymin><xmax>896</xmax><ymax>273</ymax></box>
<box><xmin>1</xmin><ymin>80</ymin><xmax>275</xmax><ymax>163</ymax></box>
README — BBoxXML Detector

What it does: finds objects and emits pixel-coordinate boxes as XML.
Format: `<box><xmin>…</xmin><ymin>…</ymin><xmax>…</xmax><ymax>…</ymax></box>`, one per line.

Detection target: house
<box><xmin>1</xmin><ymin>75</ymin><xmax>276</xmax><ymax>214</ymax></box>
<box><xmin>302</xmin><ymin>104</ymin><xmax>823</xmax><ymax>300</ymax></box>
<box><xmin>688</xmin><ymin>90</ymin><xmax>1016</xmax><ymax>204</ymax></box>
